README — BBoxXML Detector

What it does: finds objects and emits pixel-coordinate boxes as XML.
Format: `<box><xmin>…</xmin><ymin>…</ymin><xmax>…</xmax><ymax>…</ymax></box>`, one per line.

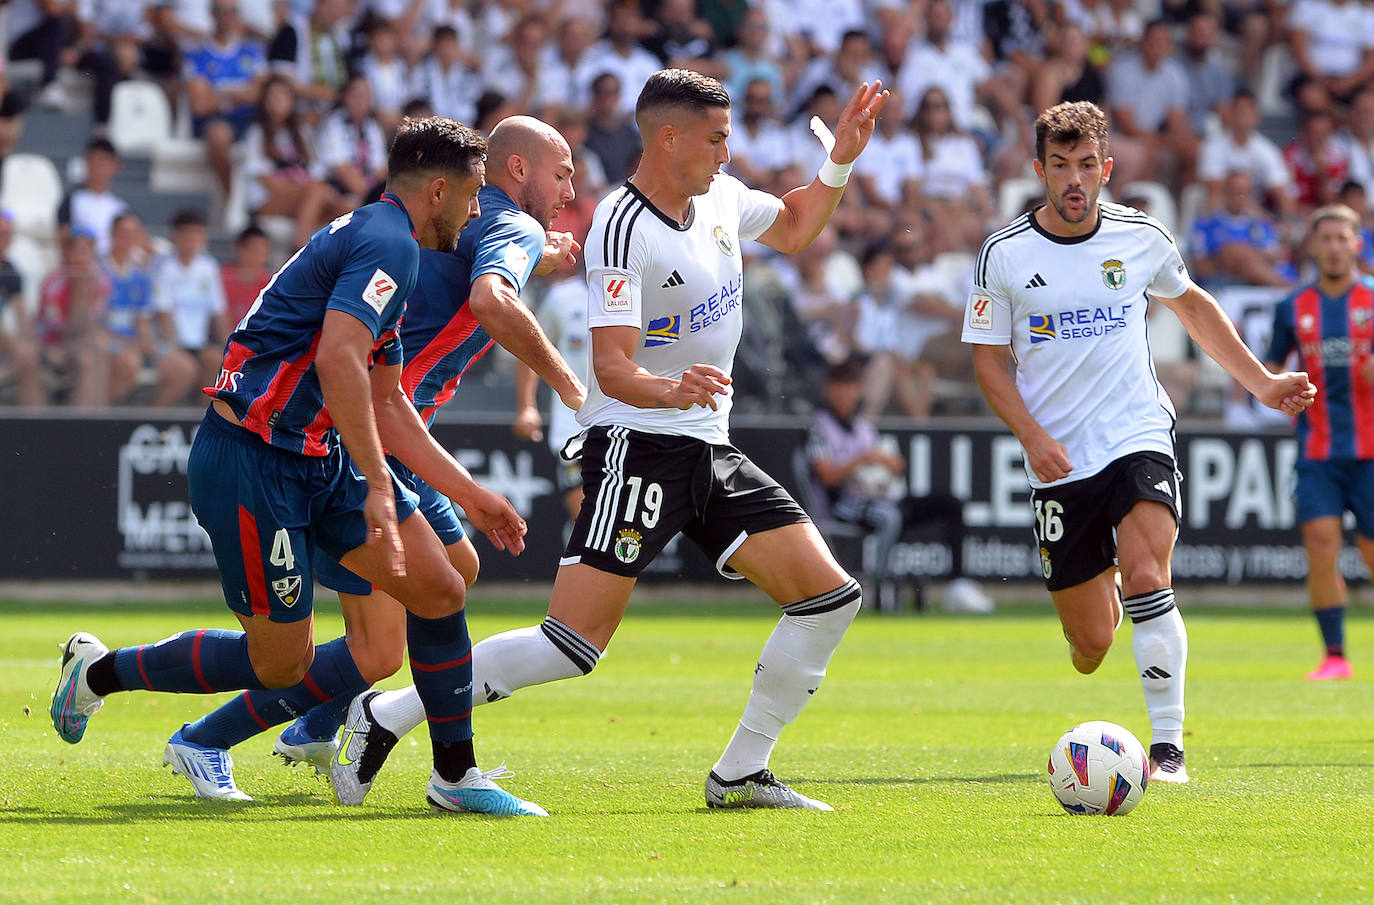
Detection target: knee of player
<box><xmin>1118</xmin><ymin>564</ymin><xmax>1169</xmax><ymax>597</ymax></box>
<box><xmin>353</xmin><ymin>643</ymin><xmax>404</xmax><ymax>683</ymax></box>
<box><xmin>420</xmin><ymin>568</ymin><xmax>467</xmax><ymax>617</ymax></box>
<box><xmin>1070</xmin><ymin>627</ymin><xmax>1114</xmax><ymax>665</ymax></box>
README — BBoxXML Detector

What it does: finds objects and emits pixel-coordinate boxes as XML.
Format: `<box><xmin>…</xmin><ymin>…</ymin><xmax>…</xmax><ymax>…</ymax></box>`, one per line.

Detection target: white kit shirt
<box><xmin>962</xmin><ymin>202</ymin><xmax>1192</xmax><ymax>489</ymax></box>
<box><xmin>152</xmin><ymin>252</ymin><xmax>226</xmax><ymax>350</ymax></box>
<box><xmin>581</xmin><ymin>173</ymin><xmax>781</xmax><ymax>444</ymax></box>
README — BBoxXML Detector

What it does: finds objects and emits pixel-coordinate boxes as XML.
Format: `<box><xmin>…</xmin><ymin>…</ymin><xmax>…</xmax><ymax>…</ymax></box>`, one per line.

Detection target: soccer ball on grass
<box><xmin>1046</xmin><ymin>721</ymin><xmax>1148</xmax><ymax>816</ymax></box>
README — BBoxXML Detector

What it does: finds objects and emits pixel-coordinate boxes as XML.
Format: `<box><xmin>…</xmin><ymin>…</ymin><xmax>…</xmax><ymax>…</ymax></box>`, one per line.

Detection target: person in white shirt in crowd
<box><xmin>240</xmin><ymin>74</ymin><xmax>344</xmax><ymax>248</ymax></box>
<box><xmin>317</xmin><ymin>73</ymin><xmax>390</xmax><ymax>208</ymax></box>
<box><xmin>1337</xmin><ymin>87</ymin><xmax>1374</xmax><ymax>199</ymax></box>
<box><xmin>56</xmin><ymin>137</ymin><xmax>127</xmax><ymax>257</ymax></box>
<box><xmin>357</xmin><ymin>19</ymin><xmax>411</xmax><ymax>132</ymax></box>
<box><xmin>854</xmin><ymin>88</ymin><xmax>923</xmax><ymax>228</ymax></box>
<box><xmin>1199</xmin><ymin>89</ymin><xmax>1297</xmax><ymax>219</ymax></box>
<box><xmin>853</xmin><ymin>241</ymin><xmax>936</xmax><ymax>420</ymax></box>
<box><xmin>769</xmin><ymin>0</ymin><xmax>865</xmax><ymax>58</ymax></box>
<box><xmin>150</xmin><ymin>208</ymin><xmax>228</xmax><ymax>390</ymax></box>
<box><xmin>889</xmin><ymin>220</ymin><xmax>970</xmax><ymax>389</ymax></box>
<box><xmin>1287</xmin><ymin>0</ymin><xmax>1374</xmax><ymax>111</ymax></box>
<box><xmin>912</xmin><ymin>86</ymin><xmax>992</xmax><ymax>254</ymax></box>
<box><xmin>777</xmin><ymin>226</ymin><xmax>858</xmax><ymax>368</ymax></box>
<box><xmin>1105</xmin><ymin>18</ymin><xmax>1200</xmax><ymax>189</ymax></box>
<box><xmin>898</xmin><ymin>0</ymin><xmax>1018</xmax><ymax>136</ymax></box>
<box><xmin>724</xmin><ymin>77</ymin><xmax>793</xmax><ymax>194</ymax></box>
<box><xmin>409</xmin><ymin>24</ymin><xmax>481</xmax><ymax>125</ymax></box>
<box><xmin>535</xmin><ymin>15</ymin><xmax>598</xmax><ymax>115</ymax></box>
<box><xmin>577</xmin><ymin>1</ymin><xmax>660</xmax><ymax>118</ymax></box>
<box><xmin>479</xmin><ymin>14</ymin><xmax>556</xmax><ymax>118</ymax></box>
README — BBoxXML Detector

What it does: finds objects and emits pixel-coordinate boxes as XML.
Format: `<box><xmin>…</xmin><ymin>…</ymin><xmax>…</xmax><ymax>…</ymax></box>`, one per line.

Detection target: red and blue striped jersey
<box><xmin>401</xmin><ymin>185</ymin><xmax>544</xmax><ymax>424</ymax></box>
<box><xmin>205</xmin><ymin>193</ymin><xmax>419</xmax><ymax>455</ymax></box>
<box><xmin>1267</xmin><ymin>277</ymin><xmax>1374</xmax><ymax>460</ymax></box>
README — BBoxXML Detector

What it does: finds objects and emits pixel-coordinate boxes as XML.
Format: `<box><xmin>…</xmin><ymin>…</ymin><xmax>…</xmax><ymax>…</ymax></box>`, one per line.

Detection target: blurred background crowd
<box><xmin>0</xmin><ymin>0</ymin><xmax>1362</xmax><ymax>425</ymax></box>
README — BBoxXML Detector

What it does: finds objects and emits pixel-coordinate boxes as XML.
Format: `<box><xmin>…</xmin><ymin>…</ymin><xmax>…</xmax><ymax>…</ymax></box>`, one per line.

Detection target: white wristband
<box><xmin>817</xmin><ymin>157</ymin><xmax>852</xmax><ymax>188</ymax></box>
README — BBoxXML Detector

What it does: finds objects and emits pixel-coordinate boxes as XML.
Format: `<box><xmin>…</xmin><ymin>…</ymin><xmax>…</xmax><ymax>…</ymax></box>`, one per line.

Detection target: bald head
<box><xmin>485</xmin><ymin>115</ymin><xmax>576</xmax><ymax>229</ymax></box>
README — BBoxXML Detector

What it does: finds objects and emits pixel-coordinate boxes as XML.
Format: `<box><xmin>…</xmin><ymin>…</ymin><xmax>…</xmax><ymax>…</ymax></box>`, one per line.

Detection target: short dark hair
<box><xmin>826</xmin><ymin>356</ymin><xmax>866</xmax><ymax>385</ymax></box>
<box><xmin>386</xmin><ymin>116</ymin><xmax>487</xmax><ymax>184</ymax></box>
<box><xmin>86</xmin><ymin>137</ymin><xmax>118</xmax><ymax>157</ymax></box>
<box><xmin>433</xmin><ymin>24</ymin><xmax>458</xmax><ymax>43</ymax></box>
<box><xmin>1034</xmin><ymin>101</ymin><xmax>1109</xmax><ymax>163</ymax></box>
<box><xmin>635</xmin><ymin>68</ymin><xmax>731</xmax><ymax>130</ymax></box>
<box><xmin>171</xmin><ymin>207</ymin><xmax>206</xmax><ymax>230</ymax></box>
<box><xmin>236</xmin><ymin>224</ymin><xmax>269</xmax><ymax>244</ymax></box>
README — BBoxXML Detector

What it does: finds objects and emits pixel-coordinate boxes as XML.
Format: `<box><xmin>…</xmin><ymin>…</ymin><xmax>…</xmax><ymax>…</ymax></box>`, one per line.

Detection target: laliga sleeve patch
<box><xmin>968</xmin><ymin>294</ymin><xmax>994</xmax><ymax>330</ymax></box>
<box><xmin>503</xmin><ymin>241</ymin><xmax>531</xmax><ymax>277</ymax></box>
<box><xmin>362</xmin><ymin>268</ymin><xmax>398</xmax><ymax>315</ymax></box>
<box><xmin>601</xmin><ymin>273</ymin><xmax>632</xmax><ymax>313</ymax></box>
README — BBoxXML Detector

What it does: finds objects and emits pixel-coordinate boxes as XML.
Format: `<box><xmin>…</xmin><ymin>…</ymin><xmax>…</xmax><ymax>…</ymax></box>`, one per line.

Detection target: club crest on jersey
<box><xmin>645</xmin><ymin>314</ymin><xmax>681</xmax><ymax>347</ymax></box>
<box><xmin>712</xmin><ymin>225</ymin><xmax>734</xmax><ymax>257</ymax></box>
<box><xmin>362</xmin><ymin>268</ymin><xmax>398</xmax><ymax>314</ymax></box>
<box><xmin>1040</xmin><ymin>546</ymin><xmax>1052</xmax><ymax>580</ymax></box>
<box><xmin>614</xmin><ymin>528</ymin><xmax>643</xmax><ymax>564</ymax></box>
<box><xmin>1101</xmin><ymin>258</ymin><xmax>1126</xmax><ymax>290</ymax></box>
<box><xmin>969</xmin><ymin>294</ymin><xmax>993</xmax><ymax>330</ymax></box>
<box><xmin>1029</xmin><ymin>314</ymin><xmax>1056</xmax><ymax>343</ymax></box>
<box><xmin>272</xmin><ymin>574</ymin><xmax>303</xmax><ymax>607</ymax></box>
<box><xmin>602</xmin><ymin>274</ymin><xmax>632</xmax><ymax>312</ymax></box>
<box><xmin>1354</xmin><ymin>306</ymin><xmax>1372</xmax><ymax>327</ymax></box>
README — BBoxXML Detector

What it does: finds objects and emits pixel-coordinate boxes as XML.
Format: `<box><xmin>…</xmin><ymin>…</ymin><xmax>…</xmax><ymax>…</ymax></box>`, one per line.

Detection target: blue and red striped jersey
<box><xmin>206</xmin><ymin>193</ymin><xmax>419</xmax><ymax>455</ymax></box>
<box><xmin>401</xmin><ymin>185</ymin><xmax>545</xmax><ymax>424</ymax></box>
<box><xmin>1267</xmin><ymin>277</ymin><xmax>1374</xmax><ymax>460</ymax></box>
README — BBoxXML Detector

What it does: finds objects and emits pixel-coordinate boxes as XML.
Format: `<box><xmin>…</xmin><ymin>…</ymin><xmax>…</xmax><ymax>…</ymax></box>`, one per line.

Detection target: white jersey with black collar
<box><xmin>581</xmin><ymin>173</ymin><xmax>781</xmax><ymax>443</ymax></box>
<box><xmin>962</xmin><ymin>202</ymin><xmax>1193</xmax><ymax>488</ymax></box>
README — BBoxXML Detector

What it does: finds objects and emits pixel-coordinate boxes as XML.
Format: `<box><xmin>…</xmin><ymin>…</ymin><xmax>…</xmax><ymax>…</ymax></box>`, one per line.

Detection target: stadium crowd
<box><xmin>0</xmin><ymin>0</ymin><xmax>1363</xmax><ymax>420</ymax></box>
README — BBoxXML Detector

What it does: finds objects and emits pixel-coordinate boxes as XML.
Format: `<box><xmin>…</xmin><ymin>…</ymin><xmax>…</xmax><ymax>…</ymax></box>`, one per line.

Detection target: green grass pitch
<box><xmin>1</xmin><ymin>594</ymin><xmax>1371</xmax><ymax>905</ymax></box>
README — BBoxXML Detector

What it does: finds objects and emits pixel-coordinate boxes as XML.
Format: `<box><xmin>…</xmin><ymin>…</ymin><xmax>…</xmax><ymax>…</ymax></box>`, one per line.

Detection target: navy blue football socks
<box><xmin>1315</xmin><ymin>605</ymin><xmax>1346</xmax><ymax>657</ymax></box>
<box><xmin>406</xmin><ymin>609</ymin><xmax>477</xmax><ymax>781</ymax></box>
<box><xmin>94</xmin><ymin>629</ymin><xmax>265</xmax><ymax>696</ymax></box>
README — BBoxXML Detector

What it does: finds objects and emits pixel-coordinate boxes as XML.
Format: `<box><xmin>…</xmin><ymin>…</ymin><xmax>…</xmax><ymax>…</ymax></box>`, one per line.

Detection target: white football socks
<box><xmin>713</xmin><ymin>580</ymin><xmax>862</xmax><ymax>780</ymax></box>
<box><xmin>368</xmin><ymin>617</ymin><xmax>600</xmax><ymax>738</ymax></box>
<box><xmin>1123</xmin><ymin>588</ymin><xmax>1187</xmax><ymax>748</ymax></box>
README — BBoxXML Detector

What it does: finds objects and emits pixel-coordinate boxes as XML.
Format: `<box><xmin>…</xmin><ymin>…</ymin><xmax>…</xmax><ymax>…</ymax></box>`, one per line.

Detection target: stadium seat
<box><xmin>997</xmin><ymin>177</ymin><xmax>1042</xmax><ymax>222</ymax></box>
<box><xmin>1176</xmin><ymin>182</ymin><xmax>1208</xmax><ymax>254</ymax></box>
<box><xmin>108</xmin><ymin>80</ymin><xmax>173</xmax><ymax>155</ymax></box>
<box><xmin>0</xmin><ymin>153</ymin><xmax>63</xmax><ymax>240</ymax></box>
<box><xmin>1256</xmin><ymin>45</ymin><xmax>1296</xmax><ymax>117</ymax></box>
<box><xmin>1119</xmin><ymin>181</ymin><xmax>1178</xmax><ymax>233</ymax></box>
<box><xmin>7</xmin><ymin>231</ymin><xmax>56</xmax><ymax>313</ymax></box>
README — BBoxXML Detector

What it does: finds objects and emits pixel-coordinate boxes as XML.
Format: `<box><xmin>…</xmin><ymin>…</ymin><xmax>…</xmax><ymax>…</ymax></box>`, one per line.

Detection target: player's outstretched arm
<box><xmin>755</xmin><ymin>81</ymin><xmax>890</xmax><ymax>255</ymax></box>
<box><xmin>317</xmin><ymin>309</ymin><xmax>406</xmax><ymax>578</ymax></box>
<box><xmin>471</xmin><ymin>273</ymin><xmax>586</xmax><ymax>412</ymax></box>
<box><xmin>971</xmin><ymin>343</ymin><xmax>1074</xmax><ymax>483</ymax></box>
<box><xmin>1158</xmin><ymin>283</ymin><xmax>1317</xmax><ymax>416</ymax></box>
<box><xmin>372</xmin><ymin>374</ymin><xmax>528</xmax><ymax>554</ymax></box>
<box><xmin>591</xmin><ymin>324</ymin><xmax>730</xmax><ymax>410</ymax></box>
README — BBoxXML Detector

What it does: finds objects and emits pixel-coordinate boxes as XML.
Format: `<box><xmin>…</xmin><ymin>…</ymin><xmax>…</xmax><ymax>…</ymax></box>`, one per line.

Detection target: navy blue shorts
<box><xmin>1294</xmin><ymin>459</ymin><xmax>1374</xmax><ymax>537</ymax></box>
<box><xmin>313</xmin><ymin>457</ymin><xmax>466</xmax><ymax>596</ymax></box>
<box><xmin>188</xmin><ymin>408</ymin><xmax>420</xmax><ymax>623</ymax></box>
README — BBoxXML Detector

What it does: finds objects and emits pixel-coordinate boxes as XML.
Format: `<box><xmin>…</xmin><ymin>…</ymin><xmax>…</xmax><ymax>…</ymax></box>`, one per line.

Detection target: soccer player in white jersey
<box><xmin>335</xmin><ymin>69</ymin><xmax>890</xmax><ymax>811</ymax></box>
<box><xmin>963</xmin><ymin>102</ymin><xmax>1317</xmax><ymax>784</ymax></box>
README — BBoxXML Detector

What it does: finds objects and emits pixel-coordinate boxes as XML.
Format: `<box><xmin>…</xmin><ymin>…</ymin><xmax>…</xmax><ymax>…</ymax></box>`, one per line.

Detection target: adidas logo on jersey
<box><xmin>1025</xmin><ymin>273</ymin><xmax>1047</xmax><ymax>288</ymax></box>
<box><xmin>661</xmin><ymin>270</ymin><xmax>685</xmax><ymax>288</ymax></box>
<box><xmin>1154</xmin><ymin>480</ymin><xmax>1172</xmax><ymax>497</ymax></box>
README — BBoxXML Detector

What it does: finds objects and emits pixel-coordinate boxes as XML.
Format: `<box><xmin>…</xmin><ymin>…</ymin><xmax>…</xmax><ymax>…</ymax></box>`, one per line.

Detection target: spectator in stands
<box><xmin>1285</xmin><ymin>110</ymin><xmax>1353</xmax><ymax>213</ymax></box>
<box><xmin>536</xmin><ymin>16</ymin><xmax>598</xmax><ymax>114</ymax></box>
<box><xmin>806</xmin><ymin>356</ymin><xmax>993</xmax><ymax>613</ymax></box>
<box><xmin>1287</xmin><ymin>0</ymin><xmax>1374</xmax><ymax>111</ymax></box>
<box><xmin>241</xmin><ymin>74</ymin><xmax>342</xmax><ymax>248</ymax></box>
<box><xmin>792</xmin><ymin>29</ymin><xmax>887</xmax><ymax>120</ymax></box>
<box><xmin>784</xmin><ymin>227</ymin><xmax>857</xmax><ymax>368</ymax></box>
<box><xmin>890</xmin><ymin>221</ymin><xmax>970</xmax><ymax>394</ymax></box>
<box><xmin>1105</xmin><ymin>18</ymin><xmax>1199</xmax><ymax>188</ymax></box>
<box><xmin>1032</xmin><ymin>23</ymin><xmax>1105</xmax><ymax>114</ymax></box>
<box><xmin>726</xmin><ymin>77</ymin><xmax>793</xmax><ymax>193</ymax></box>
<box><xmin>357</xmin><ymin>19</ymin><xmax>410</xmax><ymax>132</ymax></box>
<box><xmin>0</xmin><ymin>211</ymin><xmax>42</xmax><ymax>406</ymax></box>
<box><xmin>1083</xmin><ymin>0</ymin><xmax>1144</xmax><ymax>53</ymax></box>
<box><xmin>0</xmin><ymin>62</ymin><xmax>28</xmax><ymax>157</ymax></box>
<box><xmin>775</xmin><ymin>0</ymin><xmax>865</xmax><ymax>59</ymax></box>
<box><xmin>150</xmin><ymin>208</ymin><xmax>227</xmax><ymax>390</ymax></box>
<box><xmin>1338</xmin><ymin>87</ymin><xmax>1374</xmax><ymax>192</ymax></box>
<box><xmin>853</xmin><ymin>241</ymin><xmax>933</xmax><ymax>420</ymax></box>
<box><xmin>898</xmin><ymin>0</ymin><xmax>1017</xmax><ymax>136</ymax></box>
<box><xmin>912</xmin><ymin>86</ymin><xmax>991</xmax><ymax>255</ymax></box>
<box><xmin>54</xmin><ymin>0</ymin><xmax>147</xmax><ymax>132</ymax></box>
<box><xmin>185</xmin><ymin>0</ymin><xmax>268</xmax><ymax>196</ymax></box>
<box><xmin>643</xmin><ymin>0</ymin><xmax>715</xmax><ymax>67</ymax></box>
<box><xmin>102</xmin><ymin>211</ymin><xmax>196</xmax><ymax>406</ymax></box>
<box><xmin>219</xmin><ymin>223</ymin><xmax>271</xmax><ymax>326</ymax></box>
<box><xmin>478</xmin><ymin>15</ymin><xmax>552</xmax><ymax>118</ymax></box>
<box><xmin>981</xmin><ymin>0</ymin><xmax>1058</xmax><ymax>105</ymax></box>
<box><xmin>316</xmin><ymin>73</ymin><xmax>389</xmax><ymax>209</ymax></box>
<box><xmin>584</xmin><ymin>71</ymin><xmax>642</xmax><ymax>185</ymax></box>
<box><xmin>1189</xmin><ymin>170</ymin><xmax>1294</xmax><ymax>289</ymax></box>
<box><xmin>37</xmin><ymin>227</ymin><xmax>110</xmax><ymax>407</ymax></box>
<box><xmin>720</xmin><ymin>7</ymin><xmax>784</xmax><ymax>106</ymax></box>
<box><xmin>581</xmin><ymin>1</ymin><xmax>660</xmax><ymax>114</ymax></box>
<box><xmin>267</xmin><ymin>0</ymin><xmax>351</xmax><ymax>108</ymax></box>
<box><xmin>6</xmin><ymin>0</ymin><xmax>77</xmax><ymax>109</ymax></box>
<box><xmin>56</xmin><ymin>137</ymin><xmax>126</xmax><ymax>256</ymax></box>
<box><xmin>1200</xmin><ymin>89</ymin><xmax>1296</xmax><ymax>218</ymax></box>
<box><xmin>852</xmin><ymin>87</ymin><xmax>921</xmax><ymax>228</ymax></box>
<box><xmin>1178</xmin><ymin>11</ymin><xmax>1235</xmax><ymax>137</ymax></box>
<box><xmin>408</xmin><ymin>24</ymin><xmax>481</xmax><ymax>125</ymax></box>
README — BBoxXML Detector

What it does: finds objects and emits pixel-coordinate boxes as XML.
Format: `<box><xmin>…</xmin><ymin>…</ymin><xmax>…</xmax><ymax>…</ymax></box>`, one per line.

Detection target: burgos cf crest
<box><xmin>1101</xmin><ymin>258</ymin><xmax>1126</xmax><ymax>290</ymax></box>
<box><xmin>1029</xmin><ymin>314</ymin><xmax>1056</xmax><ymax>343</ymax></box>
<box><xmin>272</xmin><ymin>574</ymin><xmax>303</xmax><ymax>606</ymax></box>
<box><xmin>712</xmin><ymin>225</ymin><xmax>734</xmax><ymax>257</ymax></box>
<box><xmin>614</xmin><ymin>528</ymin><xmax>643</xmax><ymax>564</ymax></box>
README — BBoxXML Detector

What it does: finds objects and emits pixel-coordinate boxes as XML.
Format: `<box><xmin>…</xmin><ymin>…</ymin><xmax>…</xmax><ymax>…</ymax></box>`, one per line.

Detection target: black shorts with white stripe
<box><xmin>561</xmin><ymin>426</ymin><xmax>809</xmax><ymax>578</ymax></box>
